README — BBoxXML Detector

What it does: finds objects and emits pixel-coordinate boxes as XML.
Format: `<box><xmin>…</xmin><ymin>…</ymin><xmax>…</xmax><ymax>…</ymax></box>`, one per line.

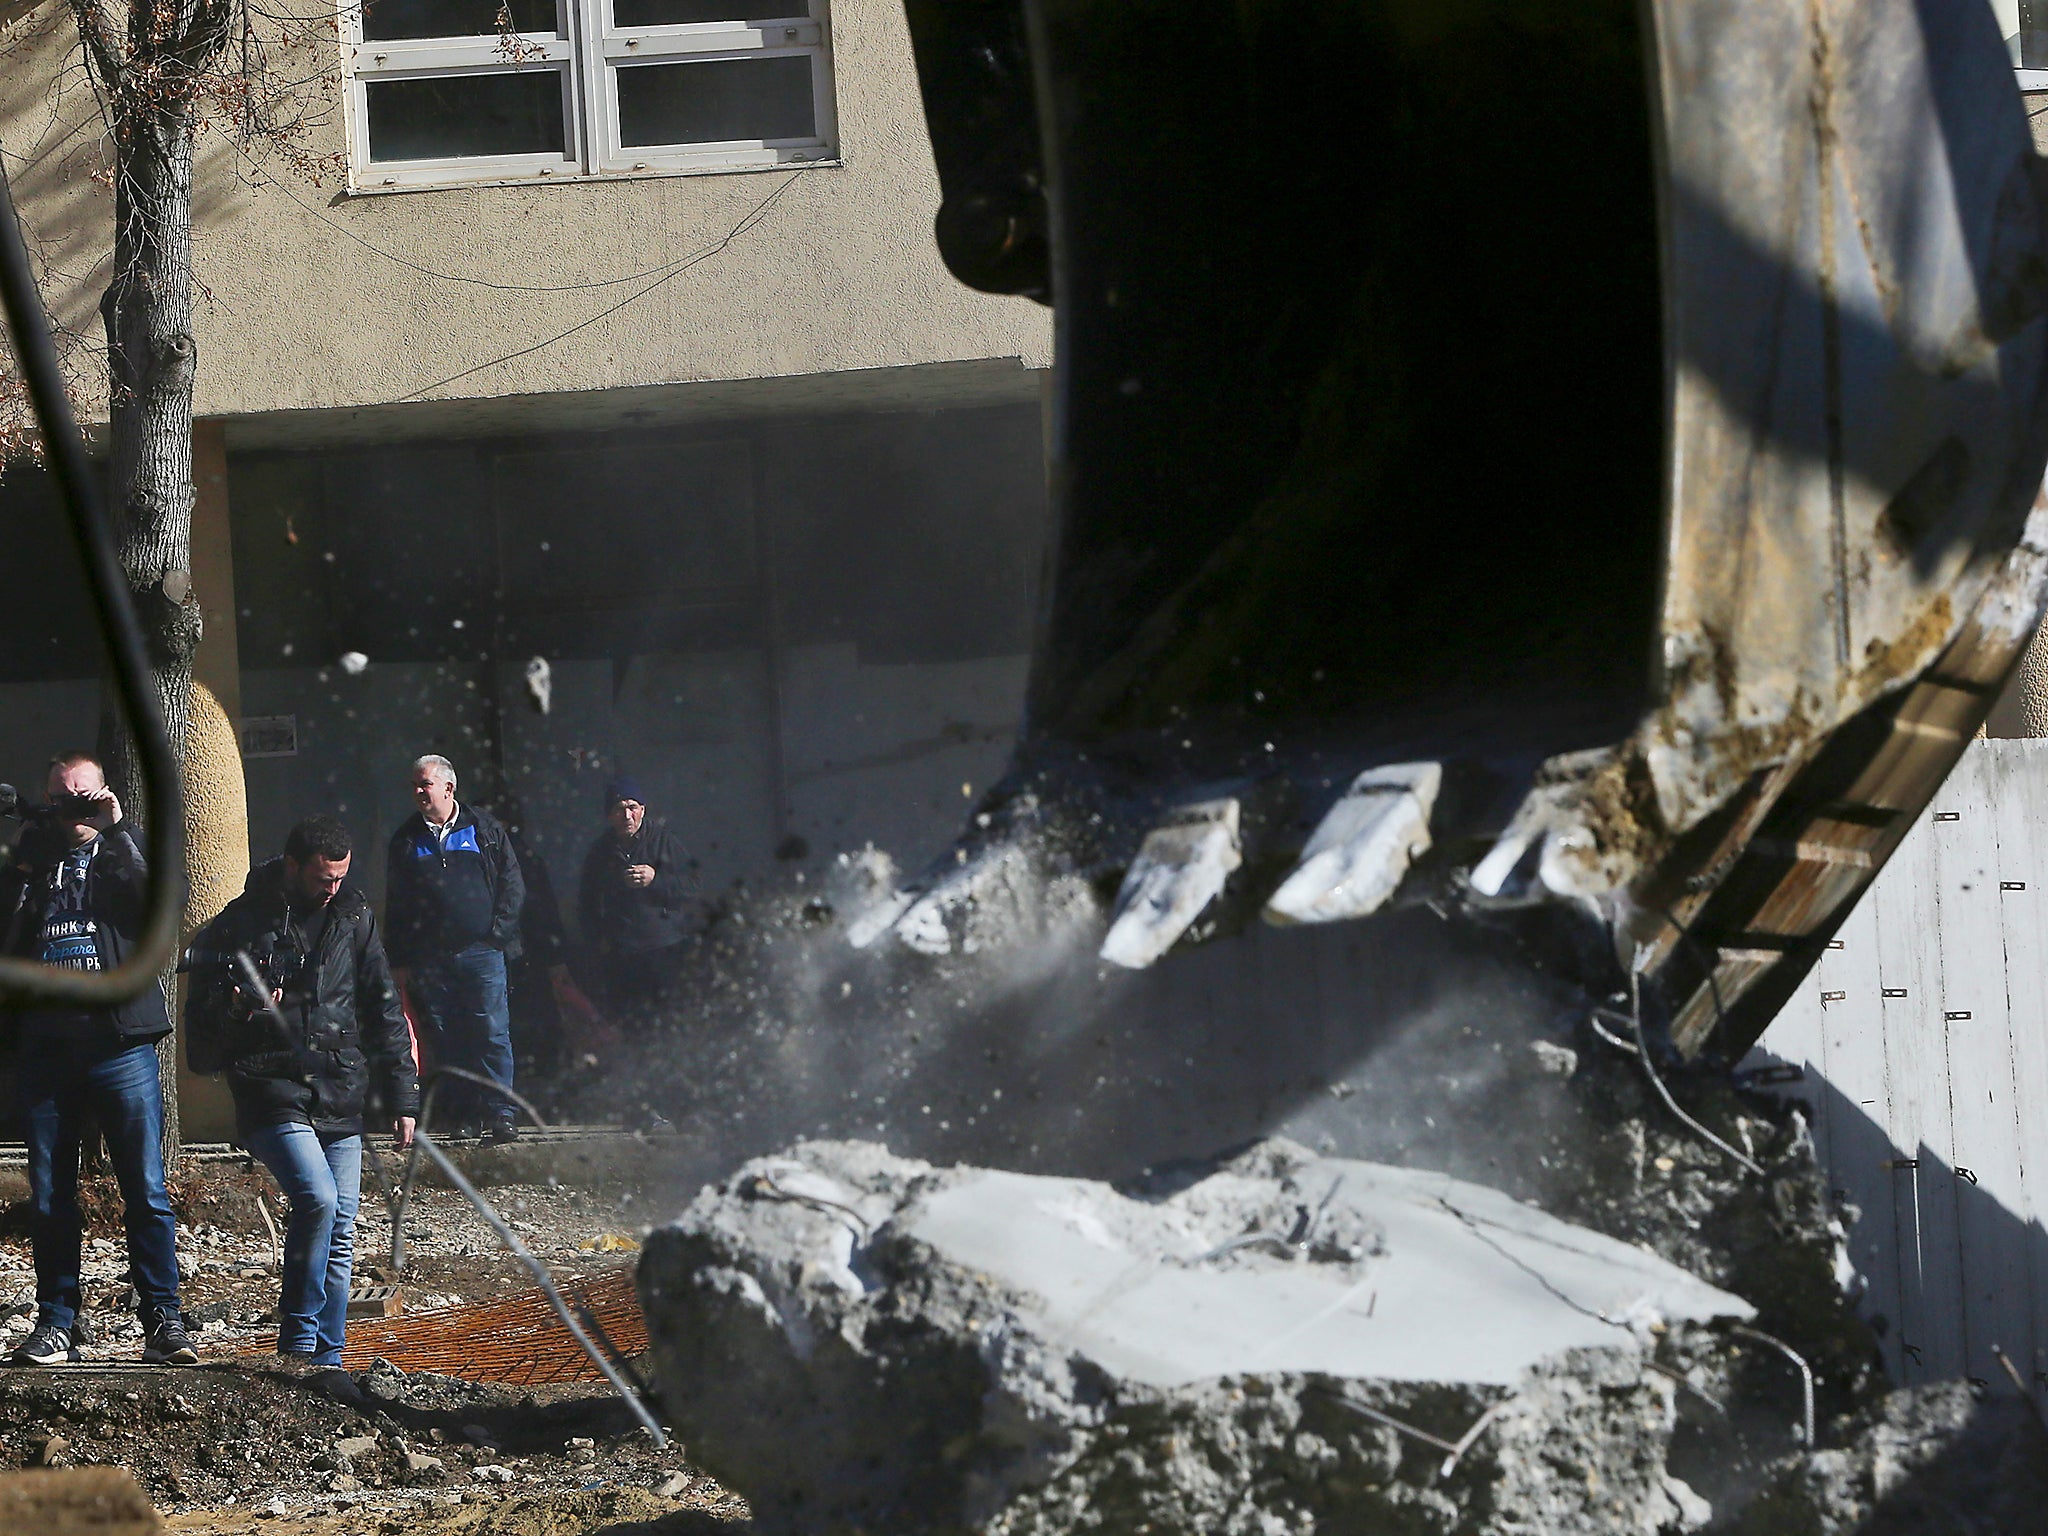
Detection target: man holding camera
<box><xmin>186</xmin><ymin>815</ymin><xmax>417</xmax><ymax>1395</ymax></box>
<box><xmin>0</xmin><ymin>751</ymin><xmax>194</xmax><ymax>1366</ymax></box>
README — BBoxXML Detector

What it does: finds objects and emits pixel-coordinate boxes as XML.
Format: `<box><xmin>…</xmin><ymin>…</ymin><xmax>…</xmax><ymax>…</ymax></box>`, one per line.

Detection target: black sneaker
<box><xmin>9</xmin><ymin>1323</ymin><xmax>77</xmax><ymax>1366</ymax></box>
<box><xmin>485</xmin><ymin>1119</ymin><xmax>519</xmax><ymax>1144</ymax></box>
<box><xmin>141</xmin><ymin>1311</ymin><xmax>198</xmax><ymax>1365</ymax></box>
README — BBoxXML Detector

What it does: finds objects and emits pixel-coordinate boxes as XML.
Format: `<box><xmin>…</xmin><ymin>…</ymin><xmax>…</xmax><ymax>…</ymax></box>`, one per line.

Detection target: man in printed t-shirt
<box><xmin>0</xmin><ymin>751</ymin><xmax>195</xmax><ymax>1367</ymax></box>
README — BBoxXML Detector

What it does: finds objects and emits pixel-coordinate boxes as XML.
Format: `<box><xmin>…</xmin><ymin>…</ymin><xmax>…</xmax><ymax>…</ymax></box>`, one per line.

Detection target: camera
<box><xmin>3</xmin><ymin>789</ymin><xmax>103</xmax><ymax>823</ymax></box>
<box><xmin>235</xmin><ymin>928</ymin><xmax>311</xmax><ymax>1012</ymax></box>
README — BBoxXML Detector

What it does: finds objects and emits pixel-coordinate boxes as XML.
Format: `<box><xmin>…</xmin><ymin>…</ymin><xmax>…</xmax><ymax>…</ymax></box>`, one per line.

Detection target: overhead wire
<box><xmin>221</xmin><ymin>131</ymin><xmax>802</xmax><ymax>295</ymax></box>
<box><xmin>394</xmin><ymin>171</ymin><xmax>803</xmax><ymax>401</ymax></box>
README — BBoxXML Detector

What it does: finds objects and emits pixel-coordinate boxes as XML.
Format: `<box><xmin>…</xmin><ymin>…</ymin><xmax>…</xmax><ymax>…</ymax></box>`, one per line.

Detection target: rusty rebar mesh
<box><xmin>240</xmin><ymin>1264</ymin><xmax>647</xmax><ymax>1385</ymax></box>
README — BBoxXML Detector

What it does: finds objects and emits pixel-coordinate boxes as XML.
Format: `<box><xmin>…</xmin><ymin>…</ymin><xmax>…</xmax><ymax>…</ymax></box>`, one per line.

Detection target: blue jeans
<box><xmin>17</xmin><ymin>1034</ymin><xmax>181</xmax><ymax>1333</ymax></box>
<box><xmin>413</xmin><ymin>944</ymin><xmax>515</xmax><ymax>1126</ymax></box>
<box><xmin>243</xmin><ymin>1122</ymin><xmax>362</xmax><ymax>1366</ymax></box>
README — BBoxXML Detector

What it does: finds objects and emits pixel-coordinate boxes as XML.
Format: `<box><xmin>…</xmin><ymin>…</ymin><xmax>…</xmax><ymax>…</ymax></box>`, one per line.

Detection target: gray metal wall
<box><xmin>1755</xmin><ymin>737</ymin><xmax>2048</xmax><ymax>1408</ymax></box>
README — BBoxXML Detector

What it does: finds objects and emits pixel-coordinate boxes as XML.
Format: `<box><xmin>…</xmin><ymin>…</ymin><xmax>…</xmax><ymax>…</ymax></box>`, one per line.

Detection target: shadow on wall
<box><xmin>1749</xmin><ymin>1051</ymin><xmax>2048</xmax><ymax>1411</ymax></box>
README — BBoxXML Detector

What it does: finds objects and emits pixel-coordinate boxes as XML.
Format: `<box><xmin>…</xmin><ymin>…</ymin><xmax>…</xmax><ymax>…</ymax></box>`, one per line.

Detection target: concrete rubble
<box><xmin>639</xmin><ymin>1138</ymin><xmax>1767</xmax><ymax>1535</ymax></box>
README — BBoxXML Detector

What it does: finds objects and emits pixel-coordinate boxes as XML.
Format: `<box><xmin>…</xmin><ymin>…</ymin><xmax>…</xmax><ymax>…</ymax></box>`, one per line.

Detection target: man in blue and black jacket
<box><xmin>384</xmin><ymin>755</ymin><xmax>524</xmax><ymax>1141</ymax></box>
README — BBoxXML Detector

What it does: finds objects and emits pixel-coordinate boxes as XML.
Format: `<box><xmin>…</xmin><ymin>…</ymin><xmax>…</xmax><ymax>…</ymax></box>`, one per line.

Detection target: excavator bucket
<box><xmin>893</xmin><ymin>0</ymin><xmax>2048</xmax><ymax>1058</ymax></box>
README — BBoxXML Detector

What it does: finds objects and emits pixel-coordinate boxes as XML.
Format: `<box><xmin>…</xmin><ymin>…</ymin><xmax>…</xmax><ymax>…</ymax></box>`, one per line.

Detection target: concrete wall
<box><xmin>220</xmin><ymin>395</ymin><xmax>1046</xmax><ymax>923</ymax></box>
<box><xmin>1754</xmin><ymin>738</ymin><xmax>2048</xmax><ymax>1413</ymax></box>
<box><xmin>0</xmin><ymin>0</ymin><xmax>1050</xmax><ymax>423</ymax></box>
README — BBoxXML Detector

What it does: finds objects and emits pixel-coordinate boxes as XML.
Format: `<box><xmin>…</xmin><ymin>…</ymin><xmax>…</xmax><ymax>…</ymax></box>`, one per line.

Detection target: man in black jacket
<box><xmin>186</xmin><ymin>814</ymin><xmax>418</xmax><ymax>1396</ymax></box>
<box><xmin>0</xmin><ymin>751</ymin><xmax>194</xmax><ymax>1367</ymax></box>
<box><xmin>385</xmin><ymin>755</ymin><xmax>524</xmax><ymax>1141</ymax></box>
<box><xmin>578</xmin><ymin>776</ymin><xmax>698</xmax><ymax>1032</ymax></box>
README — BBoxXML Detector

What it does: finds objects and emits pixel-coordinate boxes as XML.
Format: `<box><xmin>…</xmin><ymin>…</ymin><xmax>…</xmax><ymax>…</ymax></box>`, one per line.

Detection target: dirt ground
<box><xmin>0</xmin><ymin>1150</ymin><xmax>751</xmax><ymax>1534</ymax></box>
<box><xmin>0</xmin><ymin>1152</ymin><xmax>658</xmax><ymax>1356</ymax></box>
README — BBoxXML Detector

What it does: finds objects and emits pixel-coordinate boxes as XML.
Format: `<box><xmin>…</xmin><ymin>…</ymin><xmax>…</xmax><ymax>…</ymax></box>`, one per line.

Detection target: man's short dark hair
<box><xmin>284</xmin><ymin>815</ymin><xmax>353</xmax><ymax>864</ymax></box>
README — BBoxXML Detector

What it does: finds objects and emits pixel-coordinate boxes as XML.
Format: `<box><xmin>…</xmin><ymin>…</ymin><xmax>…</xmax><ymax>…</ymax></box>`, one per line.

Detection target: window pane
<box><xmin>361</xmin><ymin>0</ymin><xmax>556</xmax><ymax>41</ymax></box>
<box><xmin>613</xmin><ymin>0</ymin><xmax>805</xmax><ymax>26</ymax></box>
<box><xmin>365</xmin><ymin>71</ymin><xmax>566</xmax><ymax>161</ymax></box>
<box><xmin>615</xmin><ymin>55</ymin><xmax>815</xmax><ymax>147</ymax></box>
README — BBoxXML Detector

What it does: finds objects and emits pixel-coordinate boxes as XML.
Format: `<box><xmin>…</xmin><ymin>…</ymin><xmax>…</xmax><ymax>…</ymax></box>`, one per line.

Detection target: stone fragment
<box><xmin>639</xmin><ymin>1138</ymin><xmax>1752</xmax><ymax>1535</ymax></box>
<box><xmin>404</xmin><ymin>1451</ymin><xmax>443</xmax><ymax>1474</ymax></box>
<box><xmin>334</xmin><ymin>1436</ymin><xmax>380</xmax><ymax>1461</ymax></box>
<box><xmin>654</xmin><ymin>1471</ymin><xmax>689</xmax><ymax>1498</ymax></box>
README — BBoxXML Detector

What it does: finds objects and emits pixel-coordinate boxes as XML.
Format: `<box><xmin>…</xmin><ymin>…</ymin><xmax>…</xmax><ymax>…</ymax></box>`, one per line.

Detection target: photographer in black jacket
<box><xmin>186</xmin><ymin>814</ymin><xmax>417</xmax><ymax>1396</ymax></box>
<box><xmin>0</xmin><ymin>751</ymin><xmax>193</xmax><ymax>1368</ymax></box>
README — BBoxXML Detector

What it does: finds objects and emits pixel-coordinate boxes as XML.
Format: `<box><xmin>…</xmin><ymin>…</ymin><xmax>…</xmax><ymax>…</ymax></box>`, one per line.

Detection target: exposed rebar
<box><xmin>369</xmin><ymin>1065</ymin><xmax>667</xmax><ymax>1445</ymax></box>
<box><xmin>741</xmin><ymin>1171</ymin><xmax>874</xmax><ymax>1237</ymax></box>
<box><xmin>1732</xmin><ymin>1323</ymin><xmax>1815</xmax><ymax>1447</ymax></box>
<box><xmin>1630</xmin><ymin>971</ymin><xmax>1765</xmax><ymax>1178</ymax></box>
<box><xmin>1320</xmin><ymin>1387</ymin><xmax>1512</xmax><ymax>1480</ymax></box>
<box><xmin>412</xmin><ymin>1128</ymin><xmax>667</xmax><ymax>1447</ymax></box>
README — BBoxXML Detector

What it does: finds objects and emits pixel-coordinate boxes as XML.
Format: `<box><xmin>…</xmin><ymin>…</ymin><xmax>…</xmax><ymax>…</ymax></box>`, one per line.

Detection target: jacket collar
<box><xmin>415</xmin><ymin>804</ymin><xmax>475</xmax><ymax>837</ymax></box>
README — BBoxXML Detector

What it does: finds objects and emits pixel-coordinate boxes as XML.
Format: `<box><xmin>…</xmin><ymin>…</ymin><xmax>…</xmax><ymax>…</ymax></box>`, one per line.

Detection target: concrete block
<box><xmin>639</xmin><ymin>1138</ymin><xmax>1753</xmax><ymax>1535</ymax></box>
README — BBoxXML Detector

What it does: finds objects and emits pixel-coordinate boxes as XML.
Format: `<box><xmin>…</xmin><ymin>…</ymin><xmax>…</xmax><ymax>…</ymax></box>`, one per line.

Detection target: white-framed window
<box><xmin>343</xmin><ymin>0</ymin><xmax>838</xmax><ymax>190</ymax></box>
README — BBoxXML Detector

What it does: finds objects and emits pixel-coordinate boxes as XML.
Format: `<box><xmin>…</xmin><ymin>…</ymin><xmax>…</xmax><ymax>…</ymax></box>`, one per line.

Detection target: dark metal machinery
<box><xmin>896</xmin><ymin>0</ymin><xmax>2048</xmax><ymax>1059</ymax></box>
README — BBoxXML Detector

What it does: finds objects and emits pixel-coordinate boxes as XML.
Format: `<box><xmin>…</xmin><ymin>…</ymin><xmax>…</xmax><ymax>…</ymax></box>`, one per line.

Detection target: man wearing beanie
<box><xmin>577</xmin><ymin>776</ymin><xmax>698</xmax><ymax>1034</ymax></box>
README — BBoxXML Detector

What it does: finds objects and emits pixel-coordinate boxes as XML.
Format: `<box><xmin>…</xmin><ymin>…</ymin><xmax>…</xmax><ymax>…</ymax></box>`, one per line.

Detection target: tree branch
<box><xmin>65</xmin><ymin>0</ymin><xmax>125</xmax><ymax>95</ymax></box>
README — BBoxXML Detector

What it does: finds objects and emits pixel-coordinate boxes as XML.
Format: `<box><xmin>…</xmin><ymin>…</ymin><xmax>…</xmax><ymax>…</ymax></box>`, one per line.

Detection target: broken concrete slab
<box><xmin>638</xmin><ymin>1138</ymin><xmax>1752</xmax><ymax>1534</ymax></box>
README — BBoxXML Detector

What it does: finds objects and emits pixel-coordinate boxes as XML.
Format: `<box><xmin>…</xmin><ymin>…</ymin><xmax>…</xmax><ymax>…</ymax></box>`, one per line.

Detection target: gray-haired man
<box><xmin>384</xmin><ymin>756</ymin><xmax>524</xmax><ymax>1141</ymax></box>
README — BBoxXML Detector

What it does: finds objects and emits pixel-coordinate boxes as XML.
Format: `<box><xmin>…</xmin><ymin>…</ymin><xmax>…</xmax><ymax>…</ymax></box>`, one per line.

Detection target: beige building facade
<box><xmin>3</xmin><ymin>0</ymin><xmax>1049</xmax><ymax>418</ymax></box>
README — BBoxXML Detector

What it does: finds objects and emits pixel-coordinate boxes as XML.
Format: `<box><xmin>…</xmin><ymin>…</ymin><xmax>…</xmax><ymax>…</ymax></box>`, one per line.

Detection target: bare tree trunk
<box><xmin>97</xmin><ymin>92</ymin><xmax>204</xmax><ymax>1164</ymax></box>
